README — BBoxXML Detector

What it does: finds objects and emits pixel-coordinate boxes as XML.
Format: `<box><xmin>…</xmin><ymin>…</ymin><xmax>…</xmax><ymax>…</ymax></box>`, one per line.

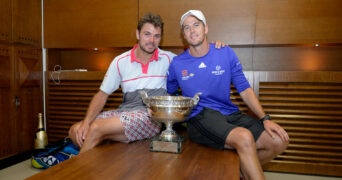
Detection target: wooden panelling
<box><xmin>252</xmin><ymin>45</ymin><xmax>342</xmax><ymax>71</ymax></box>
<box><xmin>46</xmin><ymin>71</ymin><xmax>122</xmax><ymax>142</ymax></box>
<box><xmin>0</xmin><ymin>0</ymin><xmax>12</xmax><ymax>43</ymax></box>
<box><xmin>0</xmin><ymin>45</ymin><xmax>42</xmax><ymax>159</ymax></box>
<box><xmin>0</xmin><ymin>44</ymin><xmax>15</xmax><ymax>158</ymax></box>
<box><xmin>140</xmin><ymin>0</ymin><xmax>342</xmax><ymax>46</ymax></box>
<box><xmin>44</xmin><ymin>0</ymin><xmax>138</xmax><ymax>48</ymax></box>
<box><xmin>0</xmin><ymin>45</ymin><xmax>11</xmax><ymax>87</ymax></box>
<box><xmin>46</xmin><ymin>48</ymin><xmax>130</xmax><ymax>71</ymax></box>
<box><xmin>255</xmin><ymin>0</ymin><xmax>342</xmax><ymax>44</ymax></box>
<box><xmin>43</xmin><ymin>0</ymin><xmax>342</xmax><ymax>47</ymax></box>
<box><xmin>254</xmin><ymin>71</ymin><xmax>342</xmax><ymax>177</ymax></box>
<box><xmin>12</xmin><ymin>0</ymin><xmax>41</xmax><ymax>46</ymax></box>
<box><xmin>0</xmin><ymin>0</ymin><xmax>41</xmax><ymax>45</ymax></box>
<box><xmin>14</xmin><ymin>46</ymin><xmax>42</xmax><ymax>152</ymax></box>
<box><xmin>46</xmin><ymin>45</ymin><xmax>342</xmax><ymax>73</ymax></box>
<box><xmin>139</xmin><ymin>0</ymin><xmax>256</xmax><ymax>46</ymax></box>
<box><xmin>0</xmin><ymin>0</ymin><xmax>42</xmax><ymax>160</ymax></box>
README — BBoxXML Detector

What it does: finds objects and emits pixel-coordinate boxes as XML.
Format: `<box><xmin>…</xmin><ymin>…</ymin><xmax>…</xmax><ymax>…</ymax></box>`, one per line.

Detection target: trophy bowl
<box><xmin>140</xmin><ymin>91</ymin><xmax>200</xmax><ymax>142</ymax></box>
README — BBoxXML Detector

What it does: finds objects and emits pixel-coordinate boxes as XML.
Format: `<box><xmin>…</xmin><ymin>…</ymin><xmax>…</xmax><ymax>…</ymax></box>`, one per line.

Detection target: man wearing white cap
<box><xmin>167</xmin><ymin>10</ymin><xmax>289</xmax><ymax>180</ymax></box>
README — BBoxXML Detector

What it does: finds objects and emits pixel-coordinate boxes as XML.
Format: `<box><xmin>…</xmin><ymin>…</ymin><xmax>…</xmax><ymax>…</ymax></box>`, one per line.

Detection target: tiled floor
<box><xmin>0</xmin><ymin>159</ymin><xmax>341</xmax><ymax>180</ymax></box>
<box><xmin>0</xmin><ymin>159</ymin><xmax>42</xmax><ymax>180</ymax></box>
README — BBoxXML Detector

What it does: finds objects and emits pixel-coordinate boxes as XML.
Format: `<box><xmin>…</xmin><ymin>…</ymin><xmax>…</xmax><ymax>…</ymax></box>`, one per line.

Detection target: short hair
<box><xmin>137</xmin><ymin>13</ymin><xmax>164</xmax><ymax>35</ymax></box>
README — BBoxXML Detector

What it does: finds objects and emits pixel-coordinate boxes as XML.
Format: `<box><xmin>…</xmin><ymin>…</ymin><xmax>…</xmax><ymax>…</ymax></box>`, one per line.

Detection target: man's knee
<box><xmin>262</xmin><ymin>133</ymin><xmax>289</xmax><ymax>155</ymax></box>
<box><xmin>273</xmin><ymin>137</ymin><xmax>289</xmax><ymax>154</ymax></box>
<box><xmin>227</xmin><ymin>127</ymin><xmax>255</xmax><ymax>150</ymax></box>
<box><xmin>88</xmin><ymin>122</ymin><xmax>99</xmax><ymax>133</ymax></box>
<box><xmin>68</xmin><ymin>123</ymin><xmax>78</xmax><ymax>137</ymax></box>
<box><xmin>86</xmin><ymin>122</ymin><xmax>104</xmax><ymax>140</ymax></box>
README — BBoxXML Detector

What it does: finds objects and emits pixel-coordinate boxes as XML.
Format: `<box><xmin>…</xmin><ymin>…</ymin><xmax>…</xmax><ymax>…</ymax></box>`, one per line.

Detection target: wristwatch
<box><xmin>259</xmin><ymin>114</ymin><xmax>271</xmax><ymax>125</ymax></box>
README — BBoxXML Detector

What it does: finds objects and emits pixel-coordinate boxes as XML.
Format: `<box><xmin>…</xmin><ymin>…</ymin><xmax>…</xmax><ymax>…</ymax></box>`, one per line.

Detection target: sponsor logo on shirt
<box><xmin>182</xmin><ymin>70</ymin><xmax>188</xmax><ymax>77</ymax></box>
<box><xmin>211</xmin><ymin>66</ymin><xmax>225</xmax><ymax>75</ymax></box>
<box><xmin>181</xmin><ymin>69</ymin><xmax>194</xmax><ymax>80</ymax></box>
<box><xmin>198</xmin><ymin>62</ymin><xmax>207</xmax><ymax>68</ymax></box>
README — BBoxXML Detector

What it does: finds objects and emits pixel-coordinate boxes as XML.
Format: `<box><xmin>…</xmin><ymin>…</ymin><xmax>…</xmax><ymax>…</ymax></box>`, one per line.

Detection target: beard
<box><xmin>139</xmin><ymin>42</ymin><xmax>156</xmax><ymax>54</ymax></box>
<box><xmin>190</xmin><ymin>38</ymin><xmax>205</xmax><ymax>48</ymax></box>
<box><xmin>187</xmin><ymin>34</ymin><xmax>205</xmax><ymax>48</ymax></box>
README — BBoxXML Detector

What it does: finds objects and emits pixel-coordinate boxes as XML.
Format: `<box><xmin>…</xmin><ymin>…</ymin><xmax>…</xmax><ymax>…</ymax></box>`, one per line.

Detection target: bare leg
<box><xmin>225</xmin><ymin>127</ymin><xmax>265</xmax><ymax>180</ymax></box>
<box><xmin>81</xmin><ymin>117</ymin><xmax>128</xmax><ymax>153</ymax></box>
<box><xmin>69</xmin><ymin>117</ymin><xmax>128</xmax><ymax>153</ymax></box>
<box><xmin>256</xmin><ymin>131</ymin><xmax>289</xmax><ymax>165</ymax></box>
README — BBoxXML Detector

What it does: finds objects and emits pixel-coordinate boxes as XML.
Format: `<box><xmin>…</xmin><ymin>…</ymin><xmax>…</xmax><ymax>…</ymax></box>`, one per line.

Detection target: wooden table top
<box><xmin>26</xmin><ymin>137</ymin><xmax>239</xmax><ymax>180</ymax></box>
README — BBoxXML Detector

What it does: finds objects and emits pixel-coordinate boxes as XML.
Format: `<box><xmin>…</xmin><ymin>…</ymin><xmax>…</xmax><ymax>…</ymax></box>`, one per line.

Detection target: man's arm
<box><xmin>239</xmin><ymin>88</ymin><xmax>289</xmax><ymax>142</ymax></box>
<box><xmin>75</xmin><ymin>90</ymin><xmax>109</xmax><ymax>146</ymax></box>
<box><xmin>239</xmin><ymin>88</ymin><xmax>265</xmax><ymax>119</ymax></box>
<box><xmin>83</xmin><ymin>90</ymin><xmax>109</xmax><ymax>125</ymax></box>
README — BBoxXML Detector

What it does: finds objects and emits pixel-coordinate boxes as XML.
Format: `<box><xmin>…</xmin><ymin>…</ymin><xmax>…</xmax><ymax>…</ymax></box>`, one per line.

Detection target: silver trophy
<box><xmin>140</xmin><ymin>91</ymin><xmax>200</xmax><ymax>153</ymax></box>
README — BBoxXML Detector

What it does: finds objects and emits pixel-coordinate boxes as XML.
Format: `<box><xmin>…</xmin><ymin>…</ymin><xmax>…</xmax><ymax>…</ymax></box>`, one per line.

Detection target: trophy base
<box><xmin>150</xmin><ymin>135</ymin><xmax>184</xmax><ymax>153</ymax></box>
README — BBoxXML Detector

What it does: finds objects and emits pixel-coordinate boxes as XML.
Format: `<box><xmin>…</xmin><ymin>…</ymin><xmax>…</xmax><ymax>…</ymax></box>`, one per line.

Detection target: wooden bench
<box><xmin>26</xmin><ymin>134</ymin><xmax>240</xmax><ymax>180</ymax></box>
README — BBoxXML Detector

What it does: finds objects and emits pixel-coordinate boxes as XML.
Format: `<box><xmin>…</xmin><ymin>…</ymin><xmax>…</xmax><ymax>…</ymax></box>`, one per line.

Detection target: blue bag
<box><xmin>31</xmin><ymin>138</ymin><xmax>79</xmax><ymax>169</ymax></box>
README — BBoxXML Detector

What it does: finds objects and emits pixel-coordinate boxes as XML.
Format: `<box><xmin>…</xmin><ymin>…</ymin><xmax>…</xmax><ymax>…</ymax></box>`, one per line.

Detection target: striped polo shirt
<box><xmin>100</xmin><ymin>44</ymin><xmax>176</xmax><ymax>95</ymax></box>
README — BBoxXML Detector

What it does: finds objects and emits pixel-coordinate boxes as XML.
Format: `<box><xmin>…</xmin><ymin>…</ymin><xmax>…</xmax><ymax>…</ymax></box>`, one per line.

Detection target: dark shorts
<box><xmin>187</xmin><ymin>108</ymin><xmax>265</xmax><ymax>149</ymax></box>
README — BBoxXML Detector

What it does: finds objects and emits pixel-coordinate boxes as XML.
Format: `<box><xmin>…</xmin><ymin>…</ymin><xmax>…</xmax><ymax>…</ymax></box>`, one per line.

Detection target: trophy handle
<box><xmin>139</xmin><ymin>90</ymin><xmax>150</xmax><ymax>106</ymax></box>
<box><xmin>192</xmin><ymin>92</ymin><xmax>201</xmax><ymax>105</ymax></box>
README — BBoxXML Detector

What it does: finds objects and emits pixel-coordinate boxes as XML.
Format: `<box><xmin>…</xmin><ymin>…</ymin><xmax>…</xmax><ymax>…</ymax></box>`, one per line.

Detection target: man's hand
<box><xmin>75</xmin><ymin>121</ymin><xmax>90</xmax><ymax>147</ymax></box>
<box><xmin>211</xmin><ymin>40</ymin><xmax>227</xmax><ymax>48</ymax></box>
<box><xmin>263</xmin><ymin>120</ymin><xmax>289</xmax><ymax>142</ymax></box>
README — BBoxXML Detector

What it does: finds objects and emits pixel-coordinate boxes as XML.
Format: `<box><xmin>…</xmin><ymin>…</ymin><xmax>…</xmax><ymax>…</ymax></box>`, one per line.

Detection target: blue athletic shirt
<box><xmin>167</xmin><ymin>44</ymin><xmax>250</xmax><ymax>120</ymax></box>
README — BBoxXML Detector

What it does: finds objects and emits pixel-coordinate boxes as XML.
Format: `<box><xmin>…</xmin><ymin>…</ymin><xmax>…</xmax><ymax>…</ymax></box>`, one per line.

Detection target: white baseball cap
<box><xmin>180</xmin><ymin>10</ymin><xmax>207</xmax><ymax>26</ymax></box>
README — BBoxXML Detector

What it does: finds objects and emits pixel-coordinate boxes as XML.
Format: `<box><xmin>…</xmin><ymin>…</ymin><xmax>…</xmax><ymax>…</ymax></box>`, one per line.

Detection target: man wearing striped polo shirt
<box><xmin>68</xmin><ymin>13</ymin><xmax>176</xmax><ymax>153</ymax></box>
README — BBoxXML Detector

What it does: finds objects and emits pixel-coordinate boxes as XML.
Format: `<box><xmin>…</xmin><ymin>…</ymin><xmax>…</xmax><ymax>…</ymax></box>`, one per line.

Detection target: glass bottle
<box><xmin>34</xmin><ymin>113</ymin><xmax>48</xmax><ymax>149</ymax></box>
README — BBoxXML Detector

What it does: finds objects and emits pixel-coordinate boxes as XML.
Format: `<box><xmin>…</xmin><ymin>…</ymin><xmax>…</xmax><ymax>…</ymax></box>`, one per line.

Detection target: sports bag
<box><xmin>31</xmin><ymin>138</ymin><xmax>79</xmax><ymax>169</ymax></box>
